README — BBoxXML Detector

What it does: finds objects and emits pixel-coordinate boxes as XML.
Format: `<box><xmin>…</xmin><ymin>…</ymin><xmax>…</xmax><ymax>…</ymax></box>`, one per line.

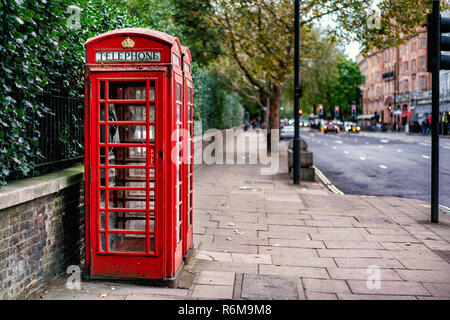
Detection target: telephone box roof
<box><xmin>85</xmin><ymin>28</ymin><xmax>179</xmax><ymax>47</ymax></box>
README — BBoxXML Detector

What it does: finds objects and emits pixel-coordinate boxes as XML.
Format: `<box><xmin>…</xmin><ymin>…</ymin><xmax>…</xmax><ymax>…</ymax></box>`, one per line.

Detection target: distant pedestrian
<box><xmin>244</xmin><ymin>119</ymin><xmax>249</xmax><ymax>131</ymax></box>
<box><xmin>422</xmin><ymin>120</ymin><xmax>428</xmax><ymax>135</ymax></box>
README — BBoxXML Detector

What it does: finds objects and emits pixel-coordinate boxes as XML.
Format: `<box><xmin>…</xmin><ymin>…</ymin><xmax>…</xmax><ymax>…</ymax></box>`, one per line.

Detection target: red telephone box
<box><xmin>84</xmin><ymin>28</ymin><xmax>193</xmax><ymax>283</ymax></box>
<box><xmin>181</xmin><ymin>46</ymin><xmax>194</xmax><ymax>259</ymax></box>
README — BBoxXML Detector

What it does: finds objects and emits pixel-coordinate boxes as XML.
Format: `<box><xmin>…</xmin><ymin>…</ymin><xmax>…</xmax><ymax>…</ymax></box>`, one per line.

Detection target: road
<box><xmin>301</xmin><ymin>128</ymin><xmax>450</xmax><ymax>209</ymax></box>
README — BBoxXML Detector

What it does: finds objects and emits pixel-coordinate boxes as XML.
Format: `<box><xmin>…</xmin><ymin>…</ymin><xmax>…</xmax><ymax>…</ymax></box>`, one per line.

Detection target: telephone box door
<box><xmin>89</xmin><ymin>71</ymin><xmax>165</xmax><ymax>279</ymax></box>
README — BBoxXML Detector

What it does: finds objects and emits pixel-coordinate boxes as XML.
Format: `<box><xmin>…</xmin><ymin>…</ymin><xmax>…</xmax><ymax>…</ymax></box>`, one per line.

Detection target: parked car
<box><xmin>344</xmin><ymin>121</ymin><xmax>361</xmax><ymax>133</ymax></box>
<box><xmin>280</xmin><ymin>125</ymin><xmax>295</xmax><ymax>139</ymax></box>
<box><xmin>324</xmin><ymin>121</ymin><xmax>339</xmax><ymax>134</ymax></box>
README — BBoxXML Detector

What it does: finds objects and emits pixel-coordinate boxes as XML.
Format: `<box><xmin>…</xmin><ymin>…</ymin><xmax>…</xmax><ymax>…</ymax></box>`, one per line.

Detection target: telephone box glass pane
<box><xmin>149</xmin><ymin>104</ymin><xmax>155</xmax><ymax>122</ymax></box>
<box><xmin>109</xmin><ymin>104</ymin><xmax>146</xmax><ymax>122</ymax></box>
<box><xmin>107</xmin><ymin>168</ymin><xmax>146</xmax><ymax>186</ymax></box>
<box><xmin>149</xmin><ymin>235</ymin><xmax>155</xmax><ymax>253</ymax></box>
<box><xmin>109</xmin><ymin>197</ymin><xmax>146</xmax><ymax>209</ymax></box>
<box><xmin>100</xmin><ymin>212</ymin><xmax>106</xmax><ymax>230</ymax></box>
<box><xmin>109</xmin><ymin>125</ymin><xmax>146</xmax><ymax>143</ymax></box>
<box><xmin>149</xmin><ymin>125</ymin><xmax>155</xmax><ymax>143</ymax></box>
<box><xmin>100</xmin><ymin>168</ymin><xmax>106</xmax><ymax>186</ymax></box>
<box><xmin>100</xmin><ymin>125</ymin><xmax>105</xmax><ymax>143</ymax></box>
<box><xmin>100</xmin><ymin>190</ymin><xmax>106</xmax><ymax>209</ymax></box>
<box><xmin>100</xmin><ymin>103</ymin><xmax>105</xmax><ymax>121</ymax></box>
<box><xmin>109</xmin><ymin>81</ymin><xmax>146</xmax><ymax>100</ymax></box>
<box><xmin>100</xmin><ymin>81</ymin><xmax>105</xmax><ymax>100</ymax></box>
<box><xmin>108</xmin><ymin>146</ymin><xmax>146</xmax><ymax>165</ymax></box>
<box><xmin>100</xmin><ymin>233</ymin><xmax>106</xmax><ymax>252</ymax></box>
<box><xmin>109</xmin><ymin>233</ymin><xmax>146</xmax><ymax>253</ymax></box>
<box><xmin>150</xmin><ymin>81</ymin><xmax>155</xmax><ymax>101</ymax></box>
<box><xmin>176</xmin><ymin>84</ymin><xmax>181</xmax><ymax>102</ymax></box>
<box><xmin>108</xmin><ymin>168</ymin><xmax>146</xmax><ymax>188</ymax></box>
<box><xmin>109</xmin><ymin>212</ymin><xmax>146</xmax><ymax>231</ymax></box>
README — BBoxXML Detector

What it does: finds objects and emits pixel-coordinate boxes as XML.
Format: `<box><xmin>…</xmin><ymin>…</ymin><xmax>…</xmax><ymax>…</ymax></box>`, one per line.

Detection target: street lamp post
<box><xmin>293</xmin><ymin>0</ymin><xmax>302</xmax><ymax>184</ymax></box>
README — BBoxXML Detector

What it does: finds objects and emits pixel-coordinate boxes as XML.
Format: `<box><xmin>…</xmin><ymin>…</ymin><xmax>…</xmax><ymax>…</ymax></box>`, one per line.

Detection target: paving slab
<box><xmin>347</xmin><ymin>280</ymin><xmax>430</xmax><ymax>296</ymax></box>
<box><xmin>305</xmin><ymin>292</ymin><xmax>338</xmax><ymax>300</ymax></box>
<box><xmin>396</xmin><ymin>269</ymin><xmax>450</xmax><ymax>283</ymax></box>
<box><xmin>241</xmin><ymin>274</ymin><xmax>299</xmax><ymax>300</ymax></box>
<box><xmin>302</xmin><ymin>279</ymin><xmax>351</xmax><ymax>294</ymax></box>
<box><xmin>259</xmin><ymin>265</ymin><xmax>329</xmax><ymax>279</ymax></box>
<box><xmin>327</xmin><ymin>267</ymin><xmax>402</xmax><ymax>281</ymax></box>
<box><xmin>196</xmin><ymin>271</ymin><xmax>236</xmax><ymax>286</ymax></box>
<box><xmin>192</xmin><ymin>285</ymin><xmax>233</xmax><ymax>299</ymax></box>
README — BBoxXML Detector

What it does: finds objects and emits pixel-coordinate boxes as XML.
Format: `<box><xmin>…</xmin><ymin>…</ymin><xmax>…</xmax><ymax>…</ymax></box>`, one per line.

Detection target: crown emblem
<box><xmin>121</xmin><ymin>37</ymin><xmax>135</xmax><ymax>49</ymax></box>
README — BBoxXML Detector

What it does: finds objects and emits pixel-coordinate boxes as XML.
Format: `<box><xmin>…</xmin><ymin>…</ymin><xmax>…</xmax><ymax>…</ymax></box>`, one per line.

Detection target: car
<box><xmin>324</xmin><ymin>121</ymin><xmax>339</xmax><ymax>134</ymax></box>
<box><xmin>344</xmin><ymin>121</ymin><xmax>361</xmax><ymax>133</ymax></box>
<box><xmin>280</xmin><ymin>125</ymin><xmax>295</xmax><ymax>139</ymax></box>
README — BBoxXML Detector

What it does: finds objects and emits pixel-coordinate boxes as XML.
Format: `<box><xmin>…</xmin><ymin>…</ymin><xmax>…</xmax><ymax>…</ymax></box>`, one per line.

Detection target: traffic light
<box><xmin>334</xmin><ymin>106</ymin><xmax>340</xmax><ymax>118</ymax></box>
<box><xmin>318</xmin><ymin>104</ymin><xmax>323</xmax><ymax>116</ymax></box>
<box><xmin>280</xmin><ymin>105</ymin><xmax>284</xmax><ymax>111</ymax></box>
<box><xmin>351</xmin><ymin>105</ymin><xmax>357</xmax><ymax>117</ymax></box>
<box><xmin>427</xmin><ymin>2</ymin><xmax>450</xmax><ymax>72</ymax></box>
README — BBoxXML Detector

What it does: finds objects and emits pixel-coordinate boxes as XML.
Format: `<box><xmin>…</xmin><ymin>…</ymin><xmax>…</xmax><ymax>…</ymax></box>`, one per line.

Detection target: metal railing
<box><xmin>20</xmin><ymin>94</ymin><xmax>84</xmax><ymax>179</ymax></box>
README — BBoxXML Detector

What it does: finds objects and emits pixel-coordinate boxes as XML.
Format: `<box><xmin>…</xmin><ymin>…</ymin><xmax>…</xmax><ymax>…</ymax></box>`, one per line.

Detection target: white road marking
<box><xmin>333</xmin><ymin>146</ymin><xmax>337</xmax><ymax>149</ymax></box>
<box><xmin>344</xmin><ymin>151</ymin><xmax>349</xmax><ymax>154</ymax></box>
<box><xmin>422</xmin><ymin>155</ymin><xmax>430</xmax><ymax>159</ymax></box>
<box><xmin>365</xmin><ymin>142</ymin><xmax>369</xmax><ymax>145</ymax></box>
<box><xmin>378</xmin><ymin>145</ymin><xmax>383</xmax><ymax>148</ymax></box>
<box><xmin>444</xmin><ymin>146</ymin><xmax>450</xmax><ymax>150</ymax></box>
<box><xmin>360</xmin><ymin>157</ymin><xmax>366</xmax><ymax>161</ymax></box>
<box><xmin>397</xmin><ymin>149</ymin><xmax>403</xmax><ymax>152</ymax></box>
<box><xmin>335</xmin><ymin>140</ymin><xmax>343</xmax><ymax>144</ymax></box>
<box><xmin>379</xmin><ymin>165</ymin><xmax>388</xmax><ymax>169</ymax></box>
<box><xmin>324</xmin><ymin>143</ymin><xmax>328</xmax><ymax>146</ymax></box>
<box><xmin>380</xmin><ymin>139</ymin><xmax>389</xmax><ymax>143</ymax></box>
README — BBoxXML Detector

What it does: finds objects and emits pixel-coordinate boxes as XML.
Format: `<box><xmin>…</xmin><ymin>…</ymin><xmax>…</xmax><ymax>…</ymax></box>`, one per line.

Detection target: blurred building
<box><xmin>358</xmin><ymin>28</ymin><xmax>450</xmax><ymax>135</ymax></box>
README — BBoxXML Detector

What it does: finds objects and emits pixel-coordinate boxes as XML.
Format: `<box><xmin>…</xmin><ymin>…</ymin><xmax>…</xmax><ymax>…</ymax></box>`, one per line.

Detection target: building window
<box><xmin>422</xmin><ymin>37</ymin><xmax>426</xmax><ymax>49</ymax></box>
<box><xmin>421</xmin><ymin>76</ymin><xmax>426</xmax><ymax>90</ymax></box>
<box><xmin>405</xmin><ymin>44</ymin><xmax>409</xmax><ymax>55</ymax></box>
<box><xmin>404</xmin><ymin>61</ymin><xmax>409</xmax><ymax>73</ymax></box>
<box><xmin>421</xmin><ymin>57</ymin><xmax>426</xmax><ymax>69</ymax></box>
<box><xmin>405</xmin><ymin>79</ymin><xmax>409</xmax><ymax>93</ymax></box>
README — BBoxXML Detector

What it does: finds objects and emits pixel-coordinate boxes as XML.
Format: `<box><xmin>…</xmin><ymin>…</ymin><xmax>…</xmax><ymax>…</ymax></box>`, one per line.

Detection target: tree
<box><xmin>283</xmin><ymin>28</ymin><xmax>341</xmax><ymax>117</ymax></box>
<box><xmin>330</xmin><ymin>58</ymin><xmax>365</xmax><ymax>120</ymax></box>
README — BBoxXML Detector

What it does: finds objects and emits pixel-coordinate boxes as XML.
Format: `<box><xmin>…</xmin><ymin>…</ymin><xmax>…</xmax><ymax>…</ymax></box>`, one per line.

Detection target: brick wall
<box><xmin>0</xmin><ymin>166</ymin><xmax>84</xmax><ymax>299</ymax></box>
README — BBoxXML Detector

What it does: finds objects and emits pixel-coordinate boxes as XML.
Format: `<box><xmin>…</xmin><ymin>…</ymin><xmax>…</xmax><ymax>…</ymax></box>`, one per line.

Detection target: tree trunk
<box><xmin>269</xmin><ymin>84</ymin><xmax>282</xmax><ymax>130</ymax></box>
<box><xmin>266</xmin><ymin>84</ymin><xmax>282</xmax><ymax>152</ymax></box>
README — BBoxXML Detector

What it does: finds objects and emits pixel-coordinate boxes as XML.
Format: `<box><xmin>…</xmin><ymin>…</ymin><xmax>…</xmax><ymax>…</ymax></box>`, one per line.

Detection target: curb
<box><xmin>313</xmin><ymin>165</ymin><xmax>344</xmax><ymax>195</ymax></box>
<box><xmin>313</xmin><ymin>166</ymin><xmax>450</xmax><ymax>214</ymax></box>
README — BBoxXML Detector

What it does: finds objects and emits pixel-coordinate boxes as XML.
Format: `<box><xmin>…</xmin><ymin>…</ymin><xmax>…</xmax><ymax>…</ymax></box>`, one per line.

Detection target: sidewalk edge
<box><xmin>313</xmin><ymin>165</ymin><xmax>344</xmax><ymax>195</ymax></box>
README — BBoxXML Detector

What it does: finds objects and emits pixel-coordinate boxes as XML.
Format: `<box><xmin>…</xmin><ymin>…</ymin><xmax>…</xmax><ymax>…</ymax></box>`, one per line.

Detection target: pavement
<box><xmin>35</xmin><ymin>131</ymin><xmax>450</xmax><ymax>300</ymax></box>
<box><xmin>303</xmin><ymin>128</ymin><xmax>450</xmax><ymax>209</ymax></box>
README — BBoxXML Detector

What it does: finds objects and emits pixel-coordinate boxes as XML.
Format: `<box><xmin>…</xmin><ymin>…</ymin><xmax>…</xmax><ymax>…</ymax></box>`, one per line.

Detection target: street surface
<box><xmin>302</xmin><ymin>129</ymin><xmax>450</xmax><ymax>209</ymax></box>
